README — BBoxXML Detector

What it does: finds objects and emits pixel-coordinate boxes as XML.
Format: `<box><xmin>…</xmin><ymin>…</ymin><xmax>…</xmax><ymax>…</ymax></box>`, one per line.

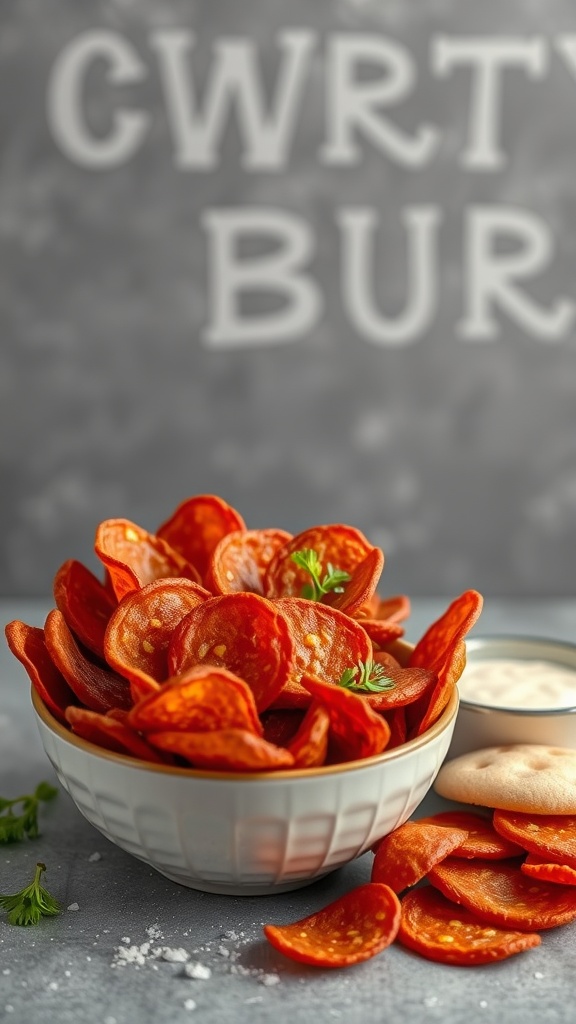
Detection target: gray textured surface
<box><xmin>2</xmin><ymin>2</ymin><xmax>576</xmax><ymax>599</ymax></box>
<box><xmin>1</xmin><ymin>597</ymin><xmax>576</xmax><ymax>1024</ymax></box>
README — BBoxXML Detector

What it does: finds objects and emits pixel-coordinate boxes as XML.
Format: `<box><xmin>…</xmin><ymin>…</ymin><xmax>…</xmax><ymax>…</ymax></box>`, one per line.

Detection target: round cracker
<box><xmin>434</xmin><ymin>744</ymin><xmax>576</xmax><ymax>815</ymax></box>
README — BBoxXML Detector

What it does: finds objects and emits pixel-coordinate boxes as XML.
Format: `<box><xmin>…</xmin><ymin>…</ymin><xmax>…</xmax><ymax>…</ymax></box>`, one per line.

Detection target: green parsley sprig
<box><xmin>290</xmin><ymin>548</ymin><xmax>351</xmax><ymax>601</ymax></box>
<box><xmin>0</xmin><ymin>862</ymin><xmax>60</xmax><ymax>926</ymax></box>
<box><xmin>0</xmin><ymin>781</ymin><xmax>58</xmax><ymax>844</ymax></box>
<box><xmin>338</xmin><ymin>659</ymin><xmax>396</xmax><ymax>694</ymax></box>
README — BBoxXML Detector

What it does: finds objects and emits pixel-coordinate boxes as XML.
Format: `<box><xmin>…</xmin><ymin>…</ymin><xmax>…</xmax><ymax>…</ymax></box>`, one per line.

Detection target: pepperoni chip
<box><xmin>409</xmin><ymin>590</ymin><xmax>483</xmax><ymax>675</ymax></box>
<box><xmin>4</xmin><ymin>620</ymin><xmax>77</xmax><ymax>724</ymax></box>
<box><xmin>53</xmin><ymin>559</ymin><xmax>117</xmax><ymax>660</ymax></box>
<box><xmin>371</xmin><ymin>821</ymin><xmax>470</xmax><ymax>892</ymax></box>
<box><xmin>419</xmin><ymin>810</ymin><xmax>524</xmax><ymax>860</ymax></box>
<box><xmin>328</xmin><ymin>547</ymin><xmax>384</xmax><ymax>616</ymax></box>
<box><xmin>363</xmin><ymin>594</ymin><xmax>411</xmax><ymax>624</ymax></box>
<box><xmin>398</xmin><ymin>887</ymin><xmax>541</xmax><ymax>966</ymax></box>
<box><xmin>385</xmin><ymin>707</ymin><xmax>407</xmax><ymax>749</ymax></box>
<box><xmin>65</xmin><ymin>706</ymin><xmax>165</xmax><ymax>763</ymax></box>
<box><xmin>358</xmin><ymin>619</ymin><xmax>405</xmax><ymax>648</ymax></box>
<box><xmin>95</xmin><ymin>518</ymin><xmax>201</xmax><ymax>602</ymax></box>
<box><xmin>104</xmin><ymin>578</ymin><xmax>211</xmax><ymax>690</ymax></box>
<box><xmin>205</xmin><ymin>528</ymin><xmax>292</xmax><ymax>595</ymax></box>
<box><xmin>147</xmin><ymin>728</ymin><xmax>295</xmax><ymax>771</ymax></box>
<box><xmin>521</xmin><ymin>854</ymin><xmax>576</xmax><ymax>885</ymax></box>
<box><xmin>264</xmin><ymin>883</ymin><xmax>401</xmax><ymax>967</ymax></box>
<box><xmin>263</xmin><ymin>524</ymin><xmax>374</xmax><ymax>599</ymax></box>
<box><xmin>286</xmin><ymin>701</ymin><xmax>331</xmax><ymax>768</ymax></box>
<box><xmin>44</xmin><ymin>609</ymin><xmax>133</xmax><ymax>713</ymax></box>
<box><xmin>274</xmin><ymin>597</ymin><xmax>372</xmax><ymax>687</ymax></box>
<box><xmin>128</xmin><ymin>665</ymin><xmax>263</xmax><ymax>737</ymax></box>
<box><xmin>168</xmin><ymin>592</ymin><xmax>294</xmax><ymax>712</ymax></box>
<box><xmin>493</xmin><ymin>809</ymin><xmax>576</xmax><ymax>868</ymax></box>
<box><xmin>301</xmin><ymin>673</ymin><xmax>390</xmax><ymax>761</ymax></box>
<box><xmin>156</xmin><ymin>494</ymin><xmax>246</xmax><ymax>581</ymax></box>
<box><xmin>428</xmin><ymin>857</ymin><xmax>576</xmax><ymax>931</ymax></box>
<box><xmin>260</xmin><ymin>709</ymin><xmax>304</xmax><ymax>747</ymax></box>
<box><xmin>362</xmin><ymin>665</ymin><xmax>436</xmax><ymax>712</ymax></box>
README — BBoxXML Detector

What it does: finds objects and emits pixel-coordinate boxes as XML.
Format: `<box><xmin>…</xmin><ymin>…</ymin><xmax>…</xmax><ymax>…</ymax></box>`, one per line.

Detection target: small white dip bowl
<box><xmin>448</xmin><ymin>635</ymin><xmax>576</xmax><ymax>760</ymax></box>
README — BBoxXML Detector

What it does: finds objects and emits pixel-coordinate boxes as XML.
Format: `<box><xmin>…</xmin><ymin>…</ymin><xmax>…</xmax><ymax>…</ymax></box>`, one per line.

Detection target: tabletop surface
<box><xmin>1</xmin><ymin>596</ymin><xmax>575</xmax><ymax>1024</ymax></box>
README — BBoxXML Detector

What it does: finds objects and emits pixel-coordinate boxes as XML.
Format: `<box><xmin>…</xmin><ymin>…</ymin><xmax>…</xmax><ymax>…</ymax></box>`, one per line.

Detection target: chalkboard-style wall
<box><xmin>2</xmin><ymin>0</ymin><xmax>576</xmax><ymax>598</ymax></box>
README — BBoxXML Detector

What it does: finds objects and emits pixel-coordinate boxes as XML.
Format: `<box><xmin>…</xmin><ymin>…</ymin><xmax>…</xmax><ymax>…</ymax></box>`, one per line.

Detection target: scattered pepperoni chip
<box><xmin>492</xmin><ymin>809</ymin><xmax>576</xmax><ymax>868</ymax></box>
<box><xmin>104</xmin><ymin>577</ymin><xmax>211</xmax><ymax>689</ymax></box>
<box><xmin>328</xmin><ymin>547</ymin><xmax>384</xmax><ymax>617</ymax></box>
<box><xmin>205</xmin><ymin>528</ymin><xmax>292</xmax><ymax>595</ymax></box>
<box><xmin>156</xmin><ymin>494</ymin><xmax>246</xmax><ymax>581</ymax></box>
<box><xmin>147</xmin><ymin>728</ymin><xmax>295</xmax><ymax>771</ymax></box>
<box><xmin>128</xmin><ymin>664</ymin><xmax>263</xmax><ymax>737</ymax></box>
<box><xmin>53</xmin><ymin>559</ymin><xmax>117</xmax><ymax>660</ymax></box>
<box><xmin>300</xmin><ymin>673</ymin><xmax>390</xmax><ymax>762</ymax></box>
<box><xmin>4</xmin><ymin>620</ymin><xmax>77</xmax><ymax>724</ymax></box>
<box><xmin>371</xmin><ymin>821</ymin><xmax>470</xmax><ymax>892</ymax></box>
<box><xmin>286</xmin><ymin>701</ymin><xmax>331</xmax><ymax>768</ymax></box>
<box><xmin>168</xmin><ymin>592</ymin><xmax>294</xmax><ymax>712</ymax></box>
<box><xmin>263</xmin><ymin>524</ymin><xmax>374</xmax><ymax>600</ymax></box>
<box><xmin>419</xmin><ymin>810</ymin><xmax>525</xmax><ymax>860</ymax></box>
<box><xmin>264</xmin><ymin>883</ymin><xmax>401</xmax><ymax>968</ymax></box>
<box><xmin>44</xmin><ymin>609</ymin><xmax>133</xmax><ymax>713</ymax></box>
<box><xmin>428</xmin><ymin>857</ymin><xmax>576</xmax><ymax>931</ymax></box>
<box><xmin>521</xmin><ymin>854</ymin><xmax>576</xmax><ymax>885</ymax></box>
<box><xmin>274</xmin><ymin>597</ymin><xmax>372</xmax><ymax>688</ymax></box>
<box><xmin>398</xmin><ymin>886</ymin><xmax>541</xmax><ymax>965</ymax></box>
<box><xmin>65</xmin><ymin>706</ymin><xmax>166</xmax><ymax>763</ymax></box>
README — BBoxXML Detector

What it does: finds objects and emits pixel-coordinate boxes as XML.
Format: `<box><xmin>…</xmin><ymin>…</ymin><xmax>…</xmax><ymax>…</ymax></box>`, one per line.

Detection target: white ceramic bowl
<box><xmin>32</xmin><ymin>671</ymin><xmax>458</xmax><ymax>896</ymax></box>
<box><xmin>448</xmin><ymin>635</ymin><xmax>576</xmax><ymax>760</ymax></box>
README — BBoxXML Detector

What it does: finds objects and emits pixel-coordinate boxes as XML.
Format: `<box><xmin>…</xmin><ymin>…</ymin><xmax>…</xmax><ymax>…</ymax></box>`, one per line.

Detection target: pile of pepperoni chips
<box><xmin>5</xmin><ymin>492</ymin><xmax>496</xmax><ymax>967</ymax></box>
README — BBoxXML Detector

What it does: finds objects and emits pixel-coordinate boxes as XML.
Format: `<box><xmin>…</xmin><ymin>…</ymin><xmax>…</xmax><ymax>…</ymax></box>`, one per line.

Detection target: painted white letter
<box><xmin>202</xmin><ymin>208</ymin><xmax>322</xmax><ymax>347</ymax></box>
<box><xmin>459</xmin><ymin>206</ymin><xmax>575</xmax><ymax>340</ymax></box>
<box><xmin>338</xmin><ymin>206</ymin><xmax>441</xmax><ymax>345</ymax></box>
<box><xmin>432</xmin><ymin>36</ymin><xmax>547</xmax><ymax>169</ymax></box>
<box><xmin>151</xmin><ymin>29</ymin><xmax>314</xmax><ymax>169</ymax></box>
<box><xmin>322</xmin><ymin>35</ymin><xmax>438</xmax><ymax>166</ymax></box>
<box><xmin>46</xmin><ymin>31</ymin><xmax>149</xmax><ymax>167</ymax></box>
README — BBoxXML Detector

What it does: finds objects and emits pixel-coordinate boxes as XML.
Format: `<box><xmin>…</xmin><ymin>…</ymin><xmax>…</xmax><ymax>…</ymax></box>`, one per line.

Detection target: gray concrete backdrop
<box><xmin>2</xmin><ymin>0</ymin><xmax>576</xmax><ymax>599</ymax></box>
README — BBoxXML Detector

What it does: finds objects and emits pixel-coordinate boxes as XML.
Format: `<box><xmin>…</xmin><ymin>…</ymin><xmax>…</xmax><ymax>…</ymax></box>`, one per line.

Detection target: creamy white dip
<box><xmin>458</xmin><ymin>658</ymin><xmax>576</xmax><ymax>710</ymax></box>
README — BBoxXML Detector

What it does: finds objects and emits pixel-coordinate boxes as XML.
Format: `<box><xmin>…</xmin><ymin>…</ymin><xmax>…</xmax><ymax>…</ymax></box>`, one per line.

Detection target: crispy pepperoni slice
<box><xmin>104</xmin><ymin>578</ymin><xmax>211</xmax><ymax>689</ymax></box>
<box><xmin>384</xmin><ymin>706</ymin><xmax>407</xmax><ymax>749</ymax></box>
<box><xmin>359</xmin><ymin>593</ymin><xmax>411</xmax><ymax>624</ymax></box>
<box><xmin>362</xmin><ymin>664</ymin><xmax>436</xmax><ymax>712</ymax></box>
<box><xmin>260</xmin><ymin>709</ymin><xmax>304</xmax><ymax>747</ymax></box>
<box><xmin>409</xmin><ymin>590</ymin><xmax>483</xmax><ymax>675</ymax></box>
<box><xmin>95</xmin><ymin>518</ymin><xmax>201</xmax><ymax>601</ymax></box>
<box><xmin>398</xmin><ymin>886</ymin><xmax>541</xmax><ymax>965</ymax></box>
<box><xmin>4</xmin><ymin>620</ymin><xmax>77</xmax><ymax>724</ymax></box>
<box><xmin>147</xmin><ymin>728</ymin><xmax>295</xmax><ymax>771</ymax></box>
<box><xmin>128</xmin><ymin>665</ymin><xmax>263</xmax><ymax>737</ymax></box>
<box><xmin>264</xmin><ymin>883</ymin><xmax>401</xmax><ymax>967</ymax></box>
<box><xmin>168</xmin><ymin>592</ymin><xmax>294</xmax><ymax>712</ymax></box>
<box><xmin>263</xmin><ymin>524</ymin><xmax>374</xmax><ymax>599</ymax></box>
<box><xmin>428</xmin><ymin>857</ymin><xmax>576</xmax><ymax>930</ymax></box>
<box><xmin>205</xmin><ymin>528</ymin><xmax>291</xmax><ymax>595</ymax></box>
<box><xmin>419</xmin><ymin>810</ymin><xmax>524</xmax><ymax>860</ymax></box>
<box><xmin>65</xmin><ymin>706</ymin><xmax>165</xmax><ymax>763</ymax></box>
<box><xmin>286</xmin><ymin>701</ymin><xmax>331</xmax><ymax>768</ymax></box>
<box><xmin>493</xmin><ymin>809</ymin><xmax>576</xmax><ymax>868</ymax></box>
<box><xmin>300</xmin><ymin>673</ymin><xmax>390</xmax><ymax>761</ymax></box>
<box><xmin>359</xmin><ymin>619</ymin><xmax>405</xmax><ymax>648</ymax></box>
<box><xmin>328</xmin><ymin>547</ymin><xmax>384</xmax><ymax>616</ymax></box>
<box><xmin>44</xmin><ymin>609</ymin><xmax>132</xmax><ymax>713</ymax></box>
<box><xmin>156</xmin><ymin>494</ymin><xmax>246</xmax><ymax>580</ymax></box>
<box><xmin>274</xmin><ymin>597</ymin><xmax>372</xmax><ymax>687</ymax></box>
<box><xmin>521</xmin><ymin>854</ymin><xmax>576</xmax><ymax>885</ymax></box>
<box><xmin>53</xmin><ymin>559</ymin><xmax>117</xmax><ymax>660</ymax></box>
<box><xmin>371</xmin><ymin>821</ymin><xmax>469</xmax><ymax>892</ymax></box>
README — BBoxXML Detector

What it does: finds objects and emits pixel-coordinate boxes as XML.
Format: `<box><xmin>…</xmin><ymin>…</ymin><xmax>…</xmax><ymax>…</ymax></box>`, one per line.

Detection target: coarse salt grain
<box><xmin>184</xmin><ymin>962</ymin><xmax>212</xmax><ymax>980</ymax></box>
<box><xmin>67</xmin><ymin>903</ymin><xmax>79</xmax><ymax>911</ymax></box>
<box><xmin>259</xmin><ymin>973</ymin><xmax>280</xmax><ymax>987</ymax></box>
<box><xmin>88</xmin><ymin>852</ymin><xmax>102</xmax><ymax>862</ymax></box>
<box><xmin>158</xmin><ymin>947</ymin><xmax>189</xmax><ymax>963</ymax></box>
<box><xmin>184</xmin><ymin>999</ymin><xmax>197</xmax><ymax>1011</ymax></box>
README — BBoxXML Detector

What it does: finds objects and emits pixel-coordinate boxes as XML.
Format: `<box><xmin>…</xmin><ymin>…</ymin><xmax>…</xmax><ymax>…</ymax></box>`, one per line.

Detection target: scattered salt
<box><xmin>67</xmin><ymin>903</ymin><xmax>80</xmax><ymax>912</ymax></box>
<box><xmin>146</xmin><ymin>924</ymin><xmax>162</xmax><ymax>940</ymax></box>
<box><xmin>88</xmin><ymin>852</ymin><xmax>102</xmax><ymax>863</ymax></box>
<box><xmin>479</xmin><ymin>1001</ymin><xmax>488</xmax><ymax>1009</ymax></box>
<box><xmin>218</xmin><ymin>945</ymin><xmax>230</xmax><ymax>958</ymax></box>
<box><xmin>245</xmin><ymin>996</ymin><xmax>264</xmax><ymax>1004</ymax></box>
<box><xmin>424</xmin><ymin>996</ymin><xmax>439</xmax><ymax>1008</ymax></box>
<box><xmin>48</xmin><ymin>982</ymin><xmax>59</xmax><ymax>992</ymax></box>
<box><xmin>534</xmin><ymin>972</ymin><xmax>544</xmax><ymax>980</ymax></box>
<box><xmin>183</xmin><ymin>999</ymin><xmax>197</xmax><ymax>1011</ymax></box>
<box><xmin>184</xmin><ymin>962</ymin><xmax>212</xmax><ymax>980</ymax></box>
<box><xmin>2</xmin><ymin>970</ymin><xmax>10</xmax><ymax>976</ymax></box>
<box><xmin>158</xmin><ymin>947</ymin><xmax>189</xmax><ymax>963</ymax></box>
<box><xmin>260</xmin><ymin>973</ymin><xmax>280</xmax><ymax>987</ymax></box>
